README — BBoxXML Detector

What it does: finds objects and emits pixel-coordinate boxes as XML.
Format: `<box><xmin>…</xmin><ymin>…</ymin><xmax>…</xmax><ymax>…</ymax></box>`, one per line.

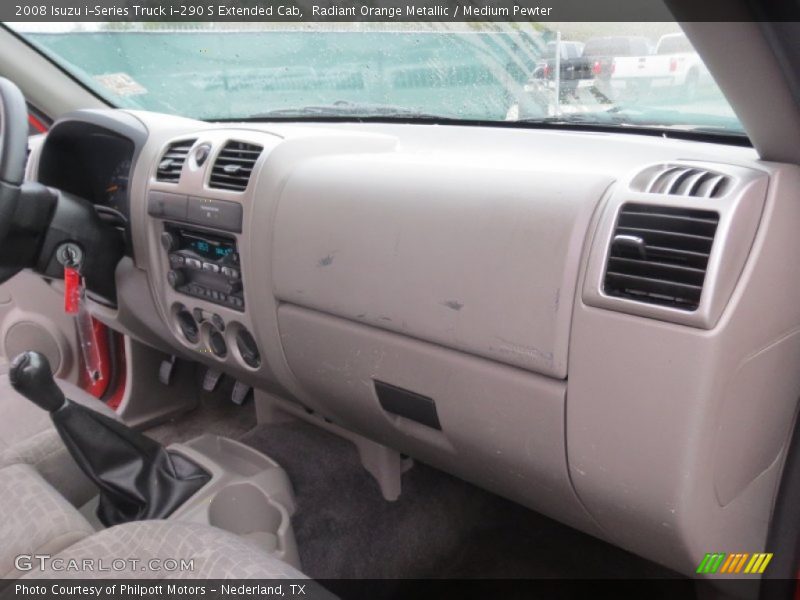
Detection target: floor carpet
<box><xmin>146</xmin><ymin>367</ymin><xmax>256</xmax><ymax>447</ymax></box>
<box><xmin>239</xmin><ymin>420</ymin><xmax>680</xmax><ymax>581</ymax></box>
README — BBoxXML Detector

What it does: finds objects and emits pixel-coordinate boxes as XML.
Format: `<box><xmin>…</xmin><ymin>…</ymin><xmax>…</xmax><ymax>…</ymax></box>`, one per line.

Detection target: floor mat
<box><xmin>239</xmin><ymin>421</ymin><xmax>679</xmax><ymax>580</ymax></box>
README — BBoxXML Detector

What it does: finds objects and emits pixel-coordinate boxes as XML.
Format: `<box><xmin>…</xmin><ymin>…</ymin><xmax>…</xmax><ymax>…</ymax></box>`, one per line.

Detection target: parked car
<box><xmin>583</xmin><ymin>36</ymin><xmax>653</xmax><ymax>78</ymax></box>
<box><xmin>652</xmin><ymin>32</ymin><xmax>713</xmax><ymax>98</ymax></box>
<box><xmin>527</xmin><ymin>41</ymin><xmax>606</xmax><ymax>102</ymax></box>
<box><xmin>586</xmin><ymin>33</ymin><xmax>712</xmax><ymax>102</ymax></box>
<box><xmin>530</xmin><ymin>40</ymin><xmax>595</xmax><ymax>98</ymax></box>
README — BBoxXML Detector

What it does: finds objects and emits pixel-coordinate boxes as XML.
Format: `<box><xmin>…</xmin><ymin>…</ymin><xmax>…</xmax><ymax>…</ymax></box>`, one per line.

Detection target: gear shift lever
<box><xmin>9</xmin><ymin>351</ymin><xmax>67</xmax><ymax>412</ymax></box>
<box><xmin>9</xmin><ymin>351</ymin><xmax>210</xmax><ymax>526</ymax></box>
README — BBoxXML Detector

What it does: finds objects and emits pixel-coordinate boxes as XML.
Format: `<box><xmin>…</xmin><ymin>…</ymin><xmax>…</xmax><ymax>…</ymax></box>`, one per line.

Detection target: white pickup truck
<box><xmin>590</xmin><ymin>33</ymin><xmax>711</xmax><ymax>100</ymax></box>
<box><xmin>651</xmin><ymin>32</ymin><xmax>712</xmax><ymax>96</ymax></box>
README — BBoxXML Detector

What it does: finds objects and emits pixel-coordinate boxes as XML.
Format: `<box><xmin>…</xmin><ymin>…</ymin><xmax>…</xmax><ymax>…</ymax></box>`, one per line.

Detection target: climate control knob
<box><xmin>160</xmin><ymin>231</ymin><xmax>177</xmax><ymax>252</ymax></box>
<box><xmin>167</xmin><ymin>269</ymin><xmax>186</xmax><ymax>288</ymax></box>
<box><xmin>161</xmin><ymin>231</ymin><xmax>178</xmax><ymax>253</ymax></box>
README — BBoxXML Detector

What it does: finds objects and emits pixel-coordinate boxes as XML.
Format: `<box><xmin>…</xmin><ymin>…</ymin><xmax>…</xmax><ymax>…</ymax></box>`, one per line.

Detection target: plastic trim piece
<box><xmin>583</xmin><ymin>160</ymin><xmax>769</xmax><ymax>329</ymax></box>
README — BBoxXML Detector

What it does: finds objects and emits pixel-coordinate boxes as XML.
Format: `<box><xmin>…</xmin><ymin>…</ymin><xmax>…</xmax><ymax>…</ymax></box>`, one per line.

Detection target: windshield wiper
<box><xmin>517</xmin><ymin>112</ymin><xmax>633</xmax><ymax>126</ymax></box>
<box><xmin>247</xmin><ymin>101</ymin><xmax>443</xmax><ymax>120</ymax></box>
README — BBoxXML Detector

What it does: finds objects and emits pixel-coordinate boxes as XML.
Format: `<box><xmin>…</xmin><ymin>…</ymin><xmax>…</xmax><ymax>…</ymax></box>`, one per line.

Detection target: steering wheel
<box><xmin>0</xmin><ymin>78</ymin><xmax>28</xmax><ymax>245</ymax></box>
<box><xmin>0</xmin><ymin>78</ymin><xmax>123</xmax><ymax>298</ymax></box>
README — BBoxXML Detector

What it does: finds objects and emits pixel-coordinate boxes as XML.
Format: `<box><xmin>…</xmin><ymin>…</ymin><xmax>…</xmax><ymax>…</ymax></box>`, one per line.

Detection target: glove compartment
<box><xmin>277</xmin><ymin>304</ymin><xmax>601</xmax><ymax>536</ymax></box>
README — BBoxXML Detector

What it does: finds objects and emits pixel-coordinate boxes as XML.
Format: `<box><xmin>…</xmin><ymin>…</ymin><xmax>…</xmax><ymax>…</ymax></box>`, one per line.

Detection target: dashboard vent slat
<box><xmin>636</xmin><ymin>164</ymin><xmax>730</xmax><ymax>198</ymax></box>
<box><xmin>209</xmin><ymin>141</ymin><xmax>263</xmax><ymax>192</ymax></box>
<box><xmin>603</xmin><ymin>203</ymin><xmax>719</xmax><ymax>311</ymax></box>
<box><xmin>618</xmin><ymin>210</ymin><xmax>718</xmax><ymax>237</ymax></box>
<box><xmin>156</xmin><ymin>139</ymin><xmax>196</xmax><ymax>183</ymax></box>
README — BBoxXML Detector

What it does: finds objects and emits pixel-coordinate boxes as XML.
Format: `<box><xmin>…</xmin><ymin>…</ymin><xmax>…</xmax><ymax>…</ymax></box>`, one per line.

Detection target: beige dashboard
<box><xmin>30</xmin><ymin>109</ymin><xmax>800</xmax><ymax>577</ymax></box>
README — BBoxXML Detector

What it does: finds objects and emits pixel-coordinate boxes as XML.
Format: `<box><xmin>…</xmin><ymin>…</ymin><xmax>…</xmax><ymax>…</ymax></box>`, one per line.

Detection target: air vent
<box><xmin>209</xmin><ymin>141</ymin><xmax>263</xmax><ymax>192</ymax></box>
<box><xmin>638</xmin><ymin>165</ymin><xmax>729</xmax><ymax>198</ymax></box>
<box><xmin>603</xmin><ymin>203</ymin><xmax>719</xmax><ymax>311</ymax></box>
<box><xmin>156</xmin><ymin>139</ymin><xmax>196</xmax><ymax>183</ymax></box>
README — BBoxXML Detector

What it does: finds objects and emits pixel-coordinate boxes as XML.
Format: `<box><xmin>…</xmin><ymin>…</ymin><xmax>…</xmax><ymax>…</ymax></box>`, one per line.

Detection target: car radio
<box><xmin>161</xmin><ymin>225</ymin><xmax>244</xmax><ymax>310</ymax></box>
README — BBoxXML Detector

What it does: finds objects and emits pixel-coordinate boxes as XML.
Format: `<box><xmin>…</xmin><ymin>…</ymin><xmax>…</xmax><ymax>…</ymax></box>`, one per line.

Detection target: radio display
<box><xmin>181</xmin><ymin>232</ymin><xmax>236</xmax><ymax>261</ymax></box>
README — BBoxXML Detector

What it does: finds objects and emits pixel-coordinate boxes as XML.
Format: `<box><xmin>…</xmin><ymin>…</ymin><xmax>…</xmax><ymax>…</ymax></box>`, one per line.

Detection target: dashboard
<box><xmin>26</xmin><ymin>108</ymin><xmax>800</xmax><ymax>579</ymax></box>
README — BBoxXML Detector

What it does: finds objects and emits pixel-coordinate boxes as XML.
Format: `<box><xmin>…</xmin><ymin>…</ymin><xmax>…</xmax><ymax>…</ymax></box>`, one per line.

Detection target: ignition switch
<box><xmin>55</xmin><ymin>242</ymin><xmax>83</xmax><ymax>268</ymax></box>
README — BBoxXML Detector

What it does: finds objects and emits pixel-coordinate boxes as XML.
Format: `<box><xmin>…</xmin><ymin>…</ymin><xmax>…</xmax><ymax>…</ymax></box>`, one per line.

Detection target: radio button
<box><xmin>169</xmin><ymin>254</ymin><xmax>185</xmax><ymax>267</ymax></box>
<box><xmin>185</xmin><ymin>258</ymin><xmax>202</xmax><ymax>270</ymax></box>
<box><xmin>167</xmin><ymin>270</ymin><xmax>186</xmax><ymax>289</ymax></box>
<box><xmin>221</xmin><ymin>266</ymin><xmax>240</xmax><ymax>280</ymax></box>
<box><xmin>202</xmin><ymin>262</ymin><xmax>220</xmax><ymax>274</ymax></box>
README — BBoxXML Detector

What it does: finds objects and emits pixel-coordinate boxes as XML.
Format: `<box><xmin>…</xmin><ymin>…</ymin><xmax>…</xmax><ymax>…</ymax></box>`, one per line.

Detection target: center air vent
<box><xmin>156</xmin><ymin>139</ymin><xmax>196</xmax><ymax>183</ymax></box>
<box><xmin>603</xmin><ymin>203</ymin><xmax>719</xmax><ymax>311</ymax></box>
<box><xmin>635</xmin><ymin>164</ymin><xmax>729</xmax><ymax>198</ymax></box>
<box><xmin>209</xmin><ymin>141</ymin><xmax>263</xmax><ymax>192</ymax></box>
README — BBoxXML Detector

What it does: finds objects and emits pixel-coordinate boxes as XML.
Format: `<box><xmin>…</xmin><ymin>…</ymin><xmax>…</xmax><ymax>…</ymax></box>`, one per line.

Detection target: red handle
<box><xmin>64</xmin><ymin>267</ymin><xmax>80</xmax><ymax>314</ymax></box>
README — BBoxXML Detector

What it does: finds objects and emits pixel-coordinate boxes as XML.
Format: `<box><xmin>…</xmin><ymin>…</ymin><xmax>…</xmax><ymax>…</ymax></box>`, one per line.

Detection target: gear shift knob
<box><xmin>9</xmin><ymin>351</ymin><xmax>66</xmax><ymax>412</ymax></box>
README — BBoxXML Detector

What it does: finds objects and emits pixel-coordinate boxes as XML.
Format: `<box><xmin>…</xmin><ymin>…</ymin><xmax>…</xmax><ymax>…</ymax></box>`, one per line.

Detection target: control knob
<box><xmin>160</xmin><ymin>231</ymin><xmax>177</xmax><ymax>253</ymax></box>
<box><xmin>167</xmin><ymin>269</ymin><xmax>186</xmax><ymax>289</ymax></box>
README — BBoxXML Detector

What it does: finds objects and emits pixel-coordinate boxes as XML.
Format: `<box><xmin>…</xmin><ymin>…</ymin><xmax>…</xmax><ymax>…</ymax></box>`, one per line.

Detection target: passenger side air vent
<box><xmin>635</xmin><ymin>164</ymin><xmax>729</xmax><ymax>198</ymax></box>
<box><xmin>209</xmin><ymin>141</ymin><xmax>263</xmax><ymax>192</ymax></box>
<box><xmin>603</xmin><ymin>203</ymin><xmax>719</xmax><ymax>311</ymax></box>
<box><xmin>156</xmin><ymin>139</ymin><xmax>196</xmax><ymax>183</ymax></box>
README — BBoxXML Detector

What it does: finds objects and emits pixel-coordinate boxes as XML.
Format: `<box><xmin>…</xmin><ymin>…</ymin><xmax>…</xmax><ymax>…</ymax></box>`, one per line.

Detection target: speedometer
<box><xmin>105</xmin><ymin>159</ymin><xmax>131</xmax><ymax>214</ymax></box>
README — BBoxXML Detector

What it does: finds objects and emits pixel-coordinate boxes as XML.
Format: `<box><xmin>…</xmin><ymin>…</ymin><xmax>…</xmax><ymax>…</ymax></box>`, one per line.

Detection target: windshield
<box><xmin>7</xmin><ymin>22</ymin><xmax>743</xmax><ymax>135</ymax></box>
<box><xmin>656</xmin><ymin>34</ymin><xmax>694</xmax><ymax>54</ymax></box>
<box><xmin>582</xmin><ymin>36</ymin><xmax>653</xmax><ymax>57</ymax></box>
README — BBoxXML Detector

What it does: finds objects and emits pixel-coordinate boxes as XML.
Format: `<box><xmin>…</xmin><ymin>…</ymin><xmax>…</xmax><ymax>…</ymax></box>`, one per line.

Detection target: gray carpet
<box><xmin>146</xmin><ymin>370</ymin><xmax>256</xmax><ymax>447</ymax></box>
<box><xmin>239</xmin><ymin>421</ymin><xmax>680</xmax><ymax>580</ymax></box>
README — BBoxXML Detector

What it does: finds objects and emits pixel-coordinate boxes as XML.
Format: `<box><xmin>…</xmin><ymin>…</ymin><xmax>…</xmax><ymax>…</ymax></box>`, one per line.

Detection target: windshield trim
<box><xmin>210</xmin><ymin>115</ymin><xmax>752</xmax><ymax>147</ymax></box>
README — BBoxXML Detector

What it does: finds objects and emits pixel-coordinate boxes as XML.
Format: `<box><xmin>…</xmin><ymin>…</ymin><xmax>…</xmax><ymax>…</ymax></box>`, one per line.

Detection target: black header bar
<box><xmin>3</xmin><ymin>0</ymin><xmax>799</xmax><ymax>23</ymax></box>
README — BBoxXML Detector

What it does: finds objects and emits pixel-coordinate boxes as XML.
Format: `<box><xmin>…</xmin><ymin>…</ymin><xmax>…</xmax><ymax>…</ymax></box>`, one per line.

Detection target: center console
<box><xmin>141</xmin><ymin>130</ymin><xmax>283</xmax><ymax>376</ymax></box>
<box><xmin>168</xmin><ymin>434</ymin><xmax>301</xmax><ymax>569</ymax></box>
<box><xmin>134</xmin><ymin>131</ymin><xmax>301</xmax><ymax>568</ymax></box>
